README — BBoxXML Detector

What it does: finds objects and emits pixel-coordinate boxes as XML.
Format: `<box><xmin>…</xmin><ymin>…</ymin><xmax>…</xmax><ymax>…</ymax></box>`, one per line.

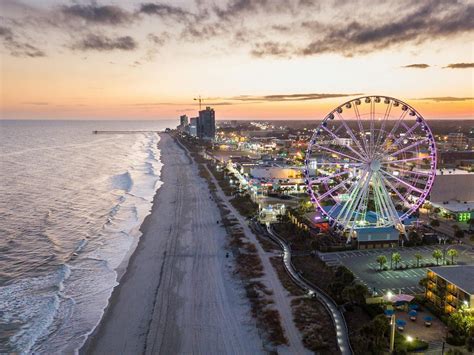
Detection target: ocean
<box><xmin>0</xmin><ymin>120</ymin><xmax>174</xmax><ymax>353</ymax></box>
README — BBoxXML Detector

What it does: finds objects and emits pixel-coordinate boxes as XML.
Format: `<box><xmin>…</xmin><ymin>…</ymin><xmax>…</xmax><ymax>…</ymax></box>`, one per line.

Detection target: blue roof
<box><xmin>322</xmin><ymin>204</ymin><xmax>414</xmax><ymax>226</ymax></box>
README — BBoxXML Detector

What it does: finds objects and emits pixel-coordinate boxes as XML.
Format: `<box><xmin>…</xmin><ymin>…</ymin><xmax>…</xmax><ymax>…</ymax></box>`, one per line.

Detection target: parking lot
<box><xmin>320</xmin><ymin>244</ymin><xmax>474</xmax><ymax>296</ymax></box>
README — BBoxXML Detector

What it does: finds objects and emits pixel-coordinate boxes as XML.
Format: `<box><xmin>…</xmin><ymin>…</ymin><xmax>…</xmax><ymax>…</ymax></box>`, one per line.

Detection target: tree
<box><xmin>342</xmin><ymin>284</ymin><xmax>369</xmax><ymax>305</ymax></box>
<box><xmin>433</xmin><ymin>249</ymin><xmax>443</xmax><ymax>265</ymax></box>
<box><xmin>414</xmin><ymin>253</ymin><xmax>423</xmax><ymax>267</ymax></box>
<box><xmin>392</xmin><ymin>252</ymin><xmax>402</xmax><ymax>269</ymax></box>
<box><xmin>447</xmin><ymin>249</ymin><xmax>459</xmax><ymax>264</ymax></box>
<box><xmin>430</xmin><ymin>219</ymin><xmax>440</xmax><ymax>227</ymax></box>
<box><xmin>469</xmin><ymin>218</ymin><xmax>474</xmax><ymax>231</ymax></box>
<box><xmin>419</xmin><ymin>277</ymin><xmax>429</xmax><ymax>296</ymax></box>
<box><xmin>376</xmin><ymin>255</ymin><xmax>387</xmax><ymax>270</ymax></box>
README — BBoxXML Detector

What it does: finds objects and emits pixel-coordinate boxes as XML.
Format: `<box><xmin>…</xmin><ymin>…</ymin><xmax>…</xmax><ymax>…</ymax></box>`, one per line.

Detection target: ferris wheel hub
<box><xmin>369</xmin><ymin>159</ymin><xmax>381</xmax><ymax>172</ymax></box>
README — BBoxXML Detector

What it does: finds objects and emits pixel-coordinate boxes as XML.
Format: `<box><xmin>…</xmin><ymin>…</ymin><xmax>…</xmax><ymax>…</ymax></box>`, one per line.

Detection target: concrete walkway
<box><xmin>265</xmin><ymin>225</ymin><xmax>353</xmax><ymax>355</ymax></box>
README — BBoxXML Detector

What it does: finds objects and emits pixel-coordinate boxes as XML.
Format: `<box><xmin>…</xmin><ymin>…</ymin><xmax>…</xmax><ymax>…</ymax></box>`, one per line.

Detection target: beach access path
<box><xmin>83</xmin><ymin>133</ymin><xmax>264</xmax><ymax>354</ymax></box>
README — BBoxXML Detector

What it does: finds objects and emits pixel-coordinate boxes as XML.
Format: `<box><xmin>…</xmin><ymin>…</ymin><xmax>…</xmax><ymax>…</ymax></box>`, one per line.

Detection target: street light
<box><xmin>406</xmin><ymin>335</ymin><xmax>413</xmax><ymax>342</ymax></box>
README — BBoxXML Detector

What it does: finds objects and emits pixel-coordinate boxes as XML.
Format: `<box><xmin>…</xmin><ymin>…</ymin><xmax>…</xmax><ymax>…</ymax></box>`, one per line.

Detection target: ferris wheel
<box><xmin>304</xmin><ymin>96</ymin><xmax>437</xmax><ymax>234</ymax></box>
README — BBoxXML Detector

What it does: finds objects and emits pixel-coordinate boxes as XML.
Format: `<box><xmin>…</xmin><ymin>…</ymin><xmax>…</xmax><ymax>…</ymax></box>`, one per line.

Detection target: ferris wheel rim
<box><xmin>304</xmin><ymin>95</ymin><xmax>437</xmax><ymax>231</ymax></box>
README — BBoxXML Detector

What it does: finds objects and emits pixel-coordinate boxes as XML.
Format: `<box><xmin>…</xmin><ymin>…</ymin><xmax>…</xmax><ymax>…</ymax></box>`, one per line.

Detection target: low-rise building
<box><xmin>426</xmin><ymin>265</ymin><xmax>474</xmax><ymax>314</ymax></box>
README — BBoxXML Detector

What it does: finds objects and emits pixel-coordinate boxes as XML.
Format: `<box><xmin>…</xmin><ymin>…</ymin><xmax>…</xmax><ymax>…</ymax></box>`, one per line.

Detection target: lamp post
<box><xmin>390</xmin><ymin>314</ymin><xmax>396</xmax><ymax>354</ymax></box>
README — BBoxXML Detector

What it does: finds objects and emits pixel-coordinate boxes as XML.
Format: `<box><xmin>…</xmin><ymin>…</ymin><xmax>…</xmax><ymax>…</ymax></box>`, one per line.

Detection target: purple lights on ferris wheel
<box><xmin>305</xmin><ymin>95</ymin><xmax>437</xmax><ymax>232</ymax></box>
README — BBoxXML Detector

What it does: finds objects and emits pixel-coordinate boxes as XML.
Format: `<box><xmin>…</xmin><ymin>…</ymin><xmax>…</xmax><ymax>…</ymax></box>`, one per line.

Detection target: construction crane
<box><xmin>194</xmin><ymin>95</ymin><xmax>202</xmax><ymax>111</ymax></box>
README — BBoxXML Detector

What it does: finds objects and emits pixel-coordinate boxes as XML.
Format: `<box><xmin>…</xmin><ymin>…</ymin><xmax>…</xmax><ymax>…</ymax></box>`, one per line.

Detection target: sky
<box><xmin>0</xmin><ymin>0</ymin><xmax>473</xmax><ymax>120</ymax></box>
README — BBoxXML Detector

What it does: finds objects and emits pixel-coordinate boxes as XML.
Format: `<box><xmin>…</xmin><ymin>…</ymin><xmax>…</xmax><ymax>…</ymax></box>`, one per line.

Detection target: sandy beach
<box><xmin>82</xmin><ymin>133</ymin><xmax>263</xmax><ymax>354</ymax></box>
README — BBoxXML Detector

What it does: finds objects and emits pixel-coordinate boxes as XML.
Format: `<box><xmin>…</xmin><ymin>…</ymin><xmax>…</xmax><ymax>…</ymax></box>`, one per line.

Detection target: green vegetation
<box><xmin>432</xmin><ymin>249</ymin><xmax>443</xmax><ymax>265</ymax></box>
<box><xmin>229</xmin><ymin>194</ymin><xmax>258</xmax><ymax>218</ymax></box>
<box><xmin>430</xmin><ymin>219</ymin><xmax>440</xmax><ymax>227</ymax></box>
<box><xmin>392</xmin><ymin>252</ymin><xmax>402</xmax><ymax>269</ymax></box>
<box><xmin>351</xmin><ymin>314</ymin><xmax>390</xmax><ymax>354</ymax></box>
<box><xmin>447</xmin><ymin>248</ymin><xmax>459</xmax><ymax>264</ymax></box>
<box><xmin>394</xmin><ymin>332</ymin><xmax>429</xmax><ymax>353</ymax></box>
<box><xmin>376</xmin><ymin>255</ymin><xmax>387</xmax><ymax>270</ymax></box>
<box><xmin>446</xmin><ymin>308</ymin><xmax>474</xmax><ymax>347</ymax></box>
<box><xmin>414</xmin><ymin>252</ymin><xmax>423</xmax><ymax>267</ymax></box>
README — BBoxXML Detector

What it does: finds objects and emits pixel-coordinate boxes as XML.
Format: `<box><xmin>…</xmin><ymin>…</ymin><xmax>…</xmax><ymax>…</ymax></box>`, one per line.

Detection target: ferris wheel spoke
<box><xmin>379</xmin><ymin>169</ymin><xmax>424</xmax><ymax>194</ymax></box>
<box><xmin>350</xmin><ymin>174</ymin><xmax>372</xmax><ymax>230</ymax></box>
<box><xmin>335</xmin><ymin>170</ymin><xmax>367</xmax><ymax>223</ymax></box>
<box><xmin>385</xmin><ymin>167</ymin><xmax>431</xmax><ymax>177</ymax></box>
<box><xmin>379</xmin><ymin>173</ymin><xmax>410</xmax><ymax>206</ymax></box>
<box><xmin>308</xmin><ymin>171</ymin><xmax>350</xmax><ymax>185</ymax></box>
<box><xmin>338</xmin><ymin>170</ymin><xmax>371</xmax><ymax>228</ymax></box>
<box><xmin>335</xmin><ymin>110</ymin><xmax>368</xmax><ymax>158</ymax></box>
<box><xmin>312</xmin><ymin>143</ymin><xmax>365</xmax><ymax>163</ymax></box>
<box><xmin>320</xmin><ymin>125</ymin><xmax>368</xmax><ymax>161</ymax></box>
<box><xmin>384</xmin><ymin>137</ymin><xmax>428</xmax><ymax>158</ymax></box>
<box><xmin>382</xmin><ymin>156</ymin><xmax>427</xmax><ymax>165</ymax></box>
<box><xmin>352</xmin><ymin>104</ymin><xmax>370</xmax><ymax>155</ymax></box>
<box><xmin>390</xmin><ymin>121</ymin><xmax>421</xmax><ymax>148</ymax></box>
<box><xmin>317</xmin><ymin>175</ymin><xmax>354</xmax><ymax>200</ymax></box>
<box><xmin>376</xmin><ymin>174</ymin><xmax>402</xmax><ymax>226</ymax></box>
<box><xmin>369</xmin><ymin>100</ymin><xmax>376</xmax><ymax>157</ymax></box>
<box><xmin>386</xmin><ymin>108</ymin><xmax>409</xmax><ymax>142</ymax></box>
<box><xmin>315</xmin><ymin>162</ymin><xmax>363</xmax><ymax>167</ymax></box>
<box><xmin>374</xmin><ymin>100</ymin><xmax>393</xmax><ymax>151</ymax></box>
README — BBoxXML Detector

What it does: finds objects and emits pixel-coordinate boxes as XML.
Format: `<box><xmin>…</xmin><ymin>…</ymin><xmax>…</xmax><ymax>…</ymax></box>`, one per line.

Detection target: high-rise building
<box><xmin>198</xmin><ymin>107</ymin><xmax>216</xmax><ymax>140</ymax></box>
<box><xmin>180</xmin><ymin>114</ymin><xmax>189</xmax><ymax>126</ymax></box>
<box><xmin>189</xmin><ymin>116</ymin><xmax>199</xmax><ymax>137</ymax></box>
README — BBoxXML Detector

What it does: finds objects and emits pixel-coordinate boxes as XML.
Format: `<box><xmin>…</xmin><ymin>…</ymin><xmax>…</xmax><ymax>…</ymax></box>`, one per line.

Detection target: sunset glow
<box><xmin>1</xmin><ymin>0</ymin><xmax>473</xmax><ymax>120</ymax></box>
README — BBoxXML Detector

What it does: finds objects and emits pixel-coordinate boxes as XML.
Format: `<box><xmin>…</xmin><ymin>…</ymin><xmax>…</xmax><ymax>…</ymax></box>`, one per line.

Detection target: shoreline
<box><xmin>81</xmin><ymin>133</ymin><xmax>263</xmax><ymax>354</ymax></box>
<box><xmin>79</xmin><ymin>134</ymin><xmax>168</xmax><ymax>354</ymax></box>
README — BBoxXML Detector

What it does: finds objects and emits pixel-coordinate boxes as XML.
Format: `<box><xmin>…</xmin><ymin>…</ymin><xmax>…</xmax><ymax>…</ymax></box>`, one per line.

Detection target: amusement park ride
<box><xmin>304</xmin><ymin>96</ymin><xmax>437</xmax><ymax>241</ymax></box>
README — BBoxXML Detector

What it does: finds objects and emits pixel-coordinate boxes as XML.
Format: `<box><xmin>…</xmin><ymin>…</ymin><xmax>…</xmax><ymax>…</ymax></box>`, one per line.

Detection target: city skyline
<box><xmin>1</xmin><ymin>0</ymin><xmax>473</xmax><ymax>120</ymax></box>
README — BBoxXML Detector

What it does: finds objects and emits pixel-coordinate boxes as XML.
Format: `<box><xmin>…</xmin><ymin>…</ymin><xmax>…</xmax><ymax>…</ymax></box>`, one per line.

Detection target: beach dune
<box><xmin>83</xmin><ymin>133</ymin><xmax>263</xmax><ymax>354</ymax></box>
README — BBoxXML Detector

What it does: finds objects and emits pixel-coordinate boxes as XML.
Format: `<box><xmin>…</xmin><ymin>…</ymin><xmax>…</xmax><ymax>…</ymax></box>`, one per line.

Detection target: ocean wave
<box><xmin>0</xmin><ymin>264</ymin><xmax>71</xmax><ymax>354</ymax></box>
<box><xmin>1</xmin><ymin>128</ymin><xmax>164</xmax><ymax>354</ymax></box>
<box><xmin>109</xmin><ymin>171</ymin><xmax>133</xmax><ymax>192</ymax></box>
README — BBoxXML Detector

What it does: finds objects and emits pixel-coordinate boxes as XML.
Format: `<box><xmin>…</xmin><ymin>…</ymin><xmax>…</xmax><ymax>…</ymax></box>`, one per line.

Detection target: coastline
<box><xmin>81</xmin><ymin>133</ymin><xmax>263</xmax><ymax>354</ymax></box>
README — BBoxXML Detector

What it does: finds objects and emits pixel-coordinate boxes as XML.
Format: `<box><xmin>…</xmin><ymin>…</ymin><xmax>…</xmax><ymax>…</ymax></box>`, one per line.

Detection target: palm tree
<box><xmin>433</xmin><ymin>249</ymin><xmax>443</xmax><ymax>265</ymax></box>
<box><xmin>414</xmin><ymin>253</ymin><xmax>423</xmax><ymax>267</ymax></box>
<box><xmin>447</xmin><ymin>249</ymin><xmax>458</xmax><ymax>264</ymax></box>
<box><xmin>392</xmin><ymin>252</ymin><xmax>402</xmax><ymax>269</ymax></box>
<box><xmin>376</xmin><ymin>255</ymin><xmax>387</xmax><ymax>271</ymax></box>
<box><xmin>419</xmin><ymin>277</ymin><xmax>429</xmax><ymax>296</ymax></box>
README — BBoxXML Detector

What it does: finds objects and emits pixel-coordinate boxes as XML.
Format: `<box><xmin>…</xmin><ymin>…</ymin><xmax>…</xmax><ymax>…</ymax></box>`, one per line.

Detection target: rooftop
<box><xmin>428</xmin><ymin>265</ymin><xmax>474</xmax><ymax>295</ymax></box>
<box><xmin>431</xmin><ymin>200</ymin><xmax>474</xmax><ymax>212</ymax></box>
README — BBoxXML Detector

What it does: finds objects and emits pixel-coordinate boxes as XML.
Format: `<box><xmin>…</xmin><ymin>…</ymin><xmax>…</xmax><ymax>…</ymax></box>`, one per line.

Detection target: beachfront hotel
<box><xmin>426</xmin><ymin>265</ymin><xmax>474</xmax><ymax>314</ymax></box>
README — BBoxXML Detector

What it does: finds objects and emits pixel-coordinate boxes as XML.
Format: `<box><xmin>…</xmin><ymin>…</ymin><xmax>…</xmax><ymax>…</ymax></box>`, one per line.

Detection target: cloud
<box><xmin>296</xmin><ymin>1</ymin><xmax>474</xmax><ymax>57</ymax></box>
<box><xmin>415</xmin><ymin>97</ymin><xmax>474</xmax><ymax>102</ymax></box>
<box><xmin>443</xmin><ymin>62</ymin><xmax>474</xmax><ymax>69</ymax></box>
<box><xmin>250</xmin><ymin>41</ymin><xmax>292</xmax><ymax>58</ymax></box>
<box><xmin>138</xmin><ymin>2</ymin><xmax>194</xmax><ymax>22</ymax></box>
<box><xmin>147</xmin><ymin>32</ymin><xmax>170</xmax><ymax>46</ymax></box>
<box><xmin>71</xmin><ymin>34</ymin><xmax>137</xmax><ymax>51</ymax></box>
<box><xmin>227</xmin><ymin>93</ymin><xmax>363</xmax><ymax>102</ymax></box>
<box><xmin>213</xmin><ymin>0</ymin><xmax>291</xmax><ymax>21</ymax></box>
<box><xmin>402</xmin><ymin>63</ymin><xmax>430</xmax><ymax>69</ymax></box>
<box><xmin>0</xmin><ymin>26</ymin><xmax>45</xmax><ymax>57</ymax></box>
<box><xmin>60</xmin><ymin>4</ymin><xmax>135</xmax><ymax>26</ymax></box>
